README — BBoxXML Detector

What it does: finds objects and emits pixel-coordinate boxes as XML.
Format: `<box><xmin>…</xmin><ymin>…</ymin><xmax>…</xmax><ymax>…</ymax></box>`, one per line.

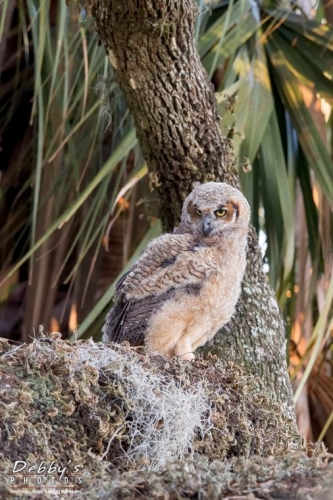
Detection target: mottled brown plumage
<box><xmin>103</xmin><ymin>182</ymin><xmax>250</xmax><ymax>359</ymax></box>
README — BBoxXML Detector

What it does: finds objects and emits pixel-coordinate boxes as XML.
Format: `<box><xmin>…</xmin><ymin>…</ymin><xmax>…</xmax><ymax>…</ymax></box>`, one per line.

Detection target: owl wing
<box><xmin>102</xmin><ymin>287</ymin><xmax>178</xmax><ymax>345</ymax></box>
<box><xmin>114</xmin><ymin>234</ymin><xmax>187</xmax><ymax>300</ymax></box>
<box><xmin>117</xmin><ymin>233</ymin><xmax>214</xmax><ymax>300</ymax></box>
<box><xmin>102</xmin><ymin>233</ymin><xmax>213</xmax><ymax>345</ymax></box>
<box><xmin>113</xmin><ymin>233</ymin><xmax>194</xmax><ymax>299</ymax></box>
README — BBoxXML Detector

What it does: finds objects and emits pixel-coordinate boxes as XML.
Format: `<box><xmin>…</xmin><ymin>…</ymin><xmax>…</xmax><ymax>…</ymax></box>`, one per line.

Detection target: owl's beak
<box><xmin>202</xmin><ymin>214</ymin><xmax>213</xmax><ymax>236</ymax></box>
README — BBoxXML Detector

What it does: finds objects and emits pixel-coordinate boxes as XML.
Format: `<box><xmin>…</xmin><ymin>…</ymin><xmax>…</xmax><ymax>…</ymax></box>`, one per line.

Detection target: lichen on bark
<box><xmin>85</xmin><ymin>0</ymin><xmax>296</xmax><ymax>424</ymax></box>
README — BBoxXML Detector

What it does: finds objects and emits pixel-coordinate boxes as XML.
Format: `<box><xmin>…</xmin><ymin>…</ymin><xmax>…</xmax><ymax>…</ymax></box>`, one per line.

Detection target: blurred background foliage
<box><xmin>0</xmin><ymin>0</ymin><xmax>332</xmax><ymax>449</ymax></box>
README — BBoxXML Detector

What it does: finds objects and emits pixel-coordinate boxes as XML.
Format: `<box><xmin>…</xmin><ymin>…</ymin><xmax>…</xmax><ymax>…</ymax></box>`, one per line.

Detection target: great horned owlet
<box><xmin>102</xmin><ymin>182</ymin><xmax>250</xmax><ymax>360</ymax></box>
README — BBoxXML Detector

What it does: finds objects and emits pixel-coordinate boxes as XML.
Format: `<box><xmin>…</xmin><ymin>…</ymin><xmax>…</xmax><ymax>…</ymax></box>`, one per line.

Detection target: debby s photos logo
<box><xmin>8</xmin><ymin>460</ymin><xmax>84</xmax><ymax>495</ymax></box>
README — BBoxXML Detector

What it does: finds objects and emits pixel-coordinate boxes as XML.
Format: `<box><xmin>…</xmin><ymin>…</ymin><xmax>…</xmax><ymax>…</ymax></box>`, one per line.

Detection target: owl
<box><xmin>102</xmin><ymin>182</ymin><xmax>250</xmax><ymax>360</ymax></box>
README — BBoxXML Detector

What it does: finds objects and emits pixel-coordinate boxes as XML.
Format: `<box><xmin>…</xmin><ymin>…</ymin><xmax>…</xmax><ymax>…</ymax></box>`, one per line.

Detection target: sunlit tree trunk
<box><xmin>88</xmin><ymin>0</ymin><xmax>297</xmax><ymax>423</ymax></box>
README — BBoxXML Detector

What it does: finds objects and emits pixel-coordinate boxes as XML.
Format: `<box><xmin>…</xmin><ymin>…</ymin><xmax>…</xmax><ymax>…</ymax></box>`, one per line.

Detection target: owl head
<box><xmin>178</xmin><ymin>182</ymin><xmax>250</xmax><ymax>239</ymax></box>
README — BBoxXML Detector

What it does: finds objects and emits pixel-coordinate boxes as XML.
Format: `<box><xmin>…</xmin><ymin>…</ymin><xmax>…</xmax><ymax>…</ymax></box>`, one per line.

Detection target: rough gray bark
<box><xmin>88</xmin><ymin>0</ymin><xmax>296</xmax><ymax>422</ymax></box>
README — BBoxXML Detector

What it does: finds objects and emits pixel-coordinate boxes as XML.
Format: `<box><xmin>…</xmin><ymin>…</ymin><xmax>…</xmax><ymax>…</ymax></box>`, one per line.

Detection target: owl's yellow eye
<box><xmin>215</xmin><ymin>208</ymin><xmax>227</xmax><ymax>218</ymax></box>
<box><xmin>196</xmin><ymin>208</ymin><xmax>202</xmax><ymax>217</ymax></box>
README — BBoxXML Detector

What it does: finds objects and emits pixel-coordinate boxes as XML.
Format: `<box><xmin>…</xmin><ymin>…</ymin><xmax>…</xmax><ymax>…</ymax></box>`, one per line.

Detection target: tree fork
<box><xmin>88</xmin><ymin>0</ymin><xmax>298</xmax><ymax>424</ymax></box>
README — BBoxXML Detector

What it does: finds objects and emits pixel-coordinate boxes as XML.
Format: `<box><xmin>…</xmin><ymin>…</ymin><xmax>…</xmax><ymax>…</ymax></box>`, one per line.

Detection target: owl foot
<box><xmin>174</xmin><ymin>336</ymin><xmax>195</xmax><ymax>360</ymax></box>
<box><xmin>177</xmin><ymin>351</ymin><xmax>195</xmax><ymax>361</ymax></box>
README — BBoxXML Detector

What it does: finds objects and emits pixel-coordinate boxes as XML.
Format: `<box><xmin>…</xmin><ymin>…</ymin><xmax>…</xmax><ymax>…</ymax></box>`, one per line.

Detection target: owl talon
<box><xmin>178</xmin><ymin>351</ymin><xmax>195</xmax><ymax>361</ymax></box>
<box><xmin>173</xmin><ymin>335</ymin><xmax>195</xmax><ymax>361</ymax></box>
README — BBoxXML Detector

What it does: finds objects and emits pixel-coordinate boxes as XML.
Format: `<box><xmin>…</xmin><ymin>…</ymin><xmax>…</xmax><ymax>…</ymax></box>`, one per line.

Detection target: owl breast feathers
<box><xmin>102</xmin><ymin>182</ymin><xmax>250</xmax><ymax>360</ymax></box>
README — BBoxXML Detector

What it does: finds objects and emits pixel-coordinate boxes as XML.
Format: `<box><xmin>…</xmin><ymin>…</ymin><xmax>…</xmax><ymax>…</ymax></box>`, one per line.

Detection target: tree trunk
<box><xmin>88</xmin><ymin>0</ymin><xmax>296</xmax><ymax>422</ymax></box>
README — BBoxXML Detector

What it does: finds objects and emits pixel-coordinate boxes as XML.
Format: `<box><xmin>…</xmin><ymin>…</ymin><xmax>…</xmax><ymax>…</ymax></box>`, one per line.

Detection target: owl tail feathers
<box><xmin>101</xmin><ymin>300</ymin><xmax>129</xmax><ymax>343</ymax></box>
<box><xmin>102</xmin><ymin>299</ymin><xmax>146</xmax><ymax>346</ymax></box>
<box><xmin>101</xmin><ymin>308</ymin><xmax>114</xmax><ymax>342</ymax></box>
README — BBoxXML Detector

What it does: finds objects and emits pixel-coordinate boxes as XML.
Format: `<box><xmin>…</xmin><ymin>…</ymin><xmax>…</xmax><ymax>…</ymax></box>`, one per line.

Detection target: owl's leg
<box><xmin>146</xmin><ymin>323</ymin><xmax>196</xmax><ymax>359</ymax></box>
<box><xmin>174</xmin><ymin>335</ymin><xmax>195</xmax><ymax>361</ymax></box>
<box><xmin>145</xmin><ymin>300</ymin><xmax>196</xmax><ymax>359</ymax></box>
<box><xmin>144</xmin><ymin>317</ymin><xmax>185</xmax><ymax>357</ymax></box>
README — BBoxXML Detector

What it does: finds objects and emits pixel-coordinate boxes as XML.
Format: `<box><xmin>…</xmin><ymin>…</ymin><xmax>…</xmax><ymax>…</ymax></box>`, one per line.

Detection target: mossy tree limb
<box><xmin>86</xmin><ymin>0</ymin><xmax>296</xmax><ymax>421</ymax></box>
